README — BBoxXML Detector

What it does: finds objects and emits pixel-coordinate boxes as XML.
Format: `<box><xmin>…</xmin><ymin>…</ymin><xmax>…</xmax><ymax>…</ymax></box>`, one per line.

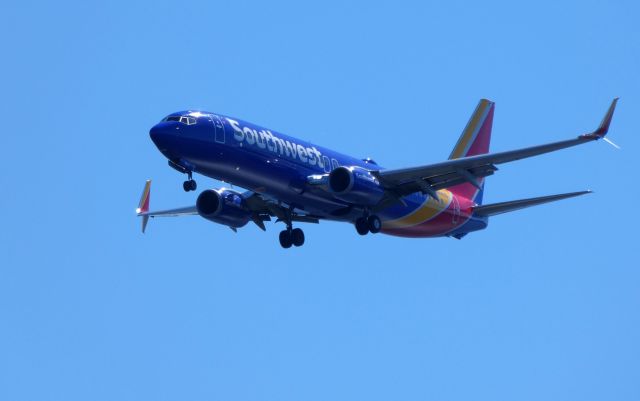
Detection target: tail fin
<box><xmin>448</xmin><ymin>99</ymin><xmax>495</xmax><ymax>203</ymax></box>
<box><xmin>136</xmin><ymin>180</ymin><xmax>151</xmax><ymax>233</ymax></box>
<box><xmin>449</xmin><ymin>99</ymin><xmax>494</xmax><ymax>159</ymax></box>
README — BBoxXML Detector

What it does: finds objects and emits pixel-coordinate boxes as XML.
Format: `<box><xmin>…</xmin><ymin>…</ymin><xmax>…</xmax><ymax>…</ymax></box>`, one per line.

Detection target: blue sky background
<box><xmin>1</xmin><ymin>1</ymin><xmax>638</xmax><ymax>400</ymax></box>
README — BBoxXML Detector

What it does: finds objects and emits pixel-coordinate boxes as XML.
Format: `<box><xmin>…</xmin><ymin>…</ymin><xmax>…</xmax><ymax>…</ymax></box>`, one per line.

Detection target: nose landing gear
<box><xmin>183</xmin><ymin>179</ymin><xmax>197</xmax><ymax>192</ymax></box>
<box><xmin>168</xmin><ymin>160</ymin><xmax>197</xmax><ymax>192</ymax></box>
<box><xmin>183</xmin><ymin>171</ymin><xmax>197</xmax><ymax>192</ymax></box>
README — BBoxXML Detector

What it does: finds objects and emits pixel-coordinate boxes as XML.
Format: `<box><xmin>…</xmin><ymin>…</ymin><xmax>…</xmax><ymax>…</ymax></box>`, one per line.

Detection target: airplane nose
<box><xmin>149</xmin><ymin>124</ymin><xmax>161</xmax><ymax>142</ymax></box>
<box><xmin>149</xmin><ymin>124</ymin><xmax>170</xmax><ymax>151</ymax></box>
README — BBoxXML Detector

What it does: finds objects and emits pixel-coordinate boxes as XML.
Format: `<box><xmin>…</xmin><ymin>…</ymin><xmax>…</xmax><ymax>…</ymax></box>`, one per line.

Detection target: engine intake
<box><xmin>196</xmin><ymin>188</ymin><xmax>252</xmax><ymax>228</ymax></box>
<box><xmin>328</xmin><ymin>166</ymin><xmax>384</xmax><ymax>205</ymax></box>
<box><xmin>328</xmin><ymin>166</ymin><xmax>354</xmax><ymax>193</ymax></box>
<box><xmin>196</xmin><ymin>189</ymin><xmax>222</xmax><ymax>215</ymax></box>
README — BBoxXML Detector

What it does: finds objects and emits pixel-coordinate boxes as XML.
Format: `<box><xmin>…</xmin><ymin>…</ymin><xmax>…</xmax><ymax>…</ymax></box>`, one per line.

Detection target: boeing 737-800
<box><xmin>137</xmin><ymin>98</ymin><xmax>617</xmax><ymax>248</ymax></box>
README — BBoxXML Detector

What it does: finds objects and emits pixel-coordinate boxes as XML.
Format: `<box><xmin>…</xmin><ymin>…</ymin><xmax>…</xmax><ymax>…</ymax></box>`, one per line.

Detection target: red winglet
<box><xmin>584</xmin><ymin>98</ymin><xmax>619</xmax><ymax>139</ymax></box>
<box><xmin>136</xmin><ymin>180</ymin><xmax>151</xmax><ymax>233</ymax></box>
<box><xmin>137</xmin><ymin>180</ymin><xmax>151</xmax><ymax>214</ymax></box>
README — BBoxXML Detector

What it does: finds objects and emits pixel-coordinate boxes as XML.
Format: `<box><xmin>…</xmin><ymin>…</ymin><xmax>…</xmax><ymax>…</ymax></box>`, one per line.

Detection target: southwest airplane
<box><xmin>137</xmin><ymin>98</ymin><xmax>618</xmax><ymax>248</ymax></box>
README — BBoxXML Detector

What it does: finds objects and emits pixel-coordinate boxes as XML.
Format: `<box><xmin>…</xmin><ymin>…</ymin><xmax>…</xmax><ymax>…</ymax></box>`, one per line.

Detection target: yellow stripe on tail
<box><xmin>449</xmin><ymin>99</ymin><xmax>494</xmax><ymax>160</ymax></box>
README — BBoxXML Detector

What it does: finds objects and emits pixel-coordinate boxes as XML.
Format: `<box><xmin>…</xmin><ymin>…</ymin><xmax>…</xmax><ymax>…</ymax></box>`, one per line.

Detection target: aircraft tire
<box><xmin>367</xmin><ymin>215</ymin><xmax>382</xmax><ymax>234</ymax></box>
<box><xmin>355</xmin><ymin>218</ymin><xmax>369</xmax><ymax>235</ymax></box>
<box><xmin>291</xmin><ymin>228</ymin><xmax>305</xmax><ymax>247</ymax></box>
<box><xmin>279</xmin><ymin>230</ymin><xmax>293</xmax><ymax>248</ymax></box>
<box><xmin>183</xmin><ymin>180</ymin><xmax>197</xmax><ymax>192</ymax></box>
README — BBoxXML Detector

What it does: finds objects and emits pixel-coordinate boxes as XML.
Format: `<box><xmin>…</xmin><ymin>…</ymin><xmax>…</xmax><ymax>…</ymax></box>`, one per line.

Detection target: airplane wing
<box><xmin>136</xmin><ymin>180</ymin><xmax>318</xmax><ymax>233</ymax></box>
<box><xmin>138</xmin><ymin>206</ymin><xmax>198</xmax><ymax>217</ymax></box>
<box><xmin>372</xmin><ymin>98</ymin><xmax>618</xmax><ymax>198</ymax></box>
<box><xmin>472</xmin><ymin>190</ymin><xmax>592</xmax><ymax>217</ymax></box>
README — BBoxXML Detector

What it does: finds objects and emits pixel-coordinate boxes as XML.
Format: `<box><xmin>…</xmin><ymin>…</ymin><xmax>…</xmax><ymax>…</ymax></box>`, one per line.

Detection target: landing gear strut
<box><xmin>183</xmin><ymin>171</ymin><xmax>197</xmax><ymax>192</ymax></box>
<box><xmin>354</xmin><ymin>214</ymin><xmax>382</xmax><ymax>235</ymax></box>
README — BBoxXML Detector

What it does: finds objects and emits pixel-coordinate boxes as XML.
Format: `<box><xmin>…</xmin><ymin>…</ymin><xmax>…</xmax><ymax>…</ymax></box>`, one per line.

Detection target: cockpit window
<box><xmin>162</xmin><ymin>115</ymin><xmax>197</xmax><ymax>125</ymax></box>
<box><xmin>179</xmin><ymin>116</ymin><xmax>197</xmax><ymax>125</ymax></box>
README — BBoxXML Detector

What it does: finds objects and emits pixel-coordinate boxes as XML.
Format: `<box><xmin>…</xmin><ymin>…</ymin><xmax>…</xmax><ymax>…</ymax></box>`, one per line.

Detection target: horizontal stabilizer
<box><xmin>473</xmin><ymin>190</ymin><xmax>592</xmax><ymax>217</ymax></box>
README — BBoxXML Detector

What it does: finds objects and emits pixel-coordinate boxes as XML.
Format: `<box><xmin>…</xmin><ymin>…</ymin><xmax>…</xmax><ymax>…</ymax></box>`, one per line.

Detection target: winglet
<box><xmin>591</xmin><ymin>98</ymin><xmax>619</xmax><ymax>138</ymax></box>
<box><xmin>136</xmin><ymin>180</ymin><xmax>151</xmax><ymax>233</ymax></box>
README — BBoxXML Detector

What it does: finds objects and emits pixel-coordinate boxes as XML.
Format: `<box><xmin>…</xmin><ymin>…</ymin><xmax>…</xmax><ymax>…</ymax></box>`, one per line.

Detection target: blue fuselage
<box><xmin>149</xmin><ymin>111</ymin><xmax>487</xmax><ymax>236</ymax></box>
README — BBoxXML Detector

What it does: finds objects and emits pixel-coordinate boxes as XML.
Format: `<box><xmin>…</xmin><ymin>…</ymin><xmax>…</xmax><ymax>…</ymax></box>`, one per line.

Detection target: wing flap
<box><xmin>387</xmin><ymin>164</ymin><xmax>498</xmax><ymax>195</ymax></box>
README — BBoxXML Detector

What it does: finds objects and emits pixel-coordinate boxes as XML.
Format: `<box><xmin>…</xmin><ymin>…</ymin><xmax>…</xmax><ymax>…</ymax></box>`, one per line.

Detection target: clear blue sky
<box><xmin>1</xmin><ymin>1</ymin><xmax>638</xmax><ymax>400</ymax></box>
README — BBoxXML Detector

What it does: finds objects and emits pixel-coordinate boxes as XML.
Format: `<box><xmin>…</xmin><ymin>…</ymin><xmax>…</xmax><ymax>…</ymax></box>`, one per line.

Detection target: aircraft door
<box><xmin>208</xmin><ymin>114</ymin><xmax>226</xmax><ymax>144</ymax></box>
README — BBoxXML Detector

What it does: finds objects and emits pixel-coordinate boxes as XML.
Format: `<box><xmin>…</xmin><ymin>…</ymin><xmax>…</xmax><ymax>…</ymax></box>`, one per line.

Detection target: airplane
<box><xmin>137</xmin><ymin>98</ymin><xmax>618</xmax><ymax>248</ymax></box>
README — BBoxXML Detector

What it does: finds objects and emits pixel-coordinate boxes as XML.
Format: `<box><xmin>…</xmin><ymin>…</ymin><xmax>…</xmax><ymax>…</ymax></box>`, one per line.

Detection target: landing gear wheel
<box><xmin>355</xmin><ymin>217</ymin><xmax>369</xmax><ymax>236</ymax></box>
<box><xmin>291</xmin><ymin>228</ymin><xmax>305</xmax><ymax>247</ymax></box>
<box><xmin>367</xmin><ymin>215</ymin><xmax>382</xmax><ymax>234</ymax></box>
<box><xmin>183</xmin><ymin>179</ymin><xmax>197</xmax><ymax>192</ymax></box>
<box><xmin>279</xmin><ymin>230</ymin><xmax>293</xmax><ymax>249</ymax></box>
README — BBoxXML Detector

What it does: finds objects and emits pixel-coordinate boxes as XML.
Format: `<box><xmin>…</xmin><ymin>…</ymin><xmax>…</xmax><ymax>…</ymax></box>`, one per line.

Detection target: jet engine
<box><xmin>196</xmin><ymin>188</ymin><xmax>252</xmax><ymax>228</ymax></box>
<box><xmin>328</xmin><ymin>166</ymin><xmax>385</xmax><ymax>205</ymax></box>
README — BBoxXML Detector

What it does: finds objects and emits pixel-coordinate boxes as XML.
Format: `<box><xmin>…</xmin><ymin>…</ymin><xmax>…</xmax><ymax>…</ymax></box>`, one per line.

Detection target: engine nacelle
<box><xmin>328</xmin><ymin>166</ymin><xmax>385</xmax><ymax>205</ymax></box>
<box><xmin>196</xmin><ymin>188</ymin><xmax>252</xmax><ymax>228</ymax></box>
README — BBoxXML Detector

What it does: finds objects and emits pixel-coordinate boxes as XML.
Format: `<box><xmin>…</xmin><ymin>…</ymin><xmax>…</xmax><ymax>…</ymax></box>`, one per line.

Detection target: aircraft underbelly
<box><xmin>191</xmin><ymin>146</ymin><xmax>352</xmax><ymax>217</ymax></box>
<box><xmin>188</xmin><ymin>142</ymin><xmax>488</xmax><ymax>235</ymax></box>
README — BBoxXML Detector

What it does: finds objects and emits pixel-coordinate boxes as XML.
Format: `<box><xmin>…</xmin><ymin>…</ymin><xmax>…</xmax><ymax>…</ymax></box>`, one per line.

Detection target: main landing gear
<box><xmin>183</xmin><ymin>171</ymin><xmax>197</xmax><ymax>192</ymax></box>
<box><xmin>278</xmin><ymin>210</ymin><xmax>305</xmax><ymax>249</ymax></box>
<box><xmin>354</xmin><ymin>214</ymin><xmax>382</xmax><ymax>236</ymax></box>
<box><xmin>279</xmin><ymin>227</ymin><xmax>305</xmax><ymax>249</ymax></box>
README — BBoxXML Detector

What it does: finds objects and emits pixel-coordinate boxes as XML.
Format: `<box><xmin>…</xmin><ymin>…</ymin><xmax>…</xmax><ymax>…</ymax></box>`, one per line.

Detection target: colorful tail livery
<box><xmin>137</xmin><ymin>98</ymin><xmax>618</xmax><ymax>248</ymax></box>
<box><xmin>449</xmin><ymin>99</ymin><xmax>494</xmax><ymax>160</ymax></box>
<box><xmin>448</xmin><ymin>98</ymin><xmax>494</xmax><ymax>203</ymax></box>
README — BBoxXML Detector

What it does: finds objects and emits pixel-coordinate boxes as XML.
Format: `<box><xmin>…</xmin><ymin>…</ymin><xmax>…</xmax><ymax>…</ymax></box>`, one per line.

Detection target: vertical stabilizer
<box><xmin>448</xmin><ymin>99</ymin><xmax>494</xmax><ymax>203</ymax></box>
